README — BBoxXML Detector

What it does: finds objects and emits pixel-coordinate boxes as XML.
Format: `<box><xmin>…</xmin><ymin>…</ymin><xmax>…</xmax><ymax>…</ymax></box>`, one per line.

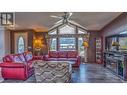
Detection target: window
<box><xmin>59</xmin><ymin>37</ymin><xmax>76</xmax><ymax>51</ymax></box>
<box><xmin>78</xmin><ymin>37</ymin><xmax>84</xmax><ymax>57</ymax></box>
<box><xmin>18</xmin><ymin>36</ymin><xmax>25</xmax><ymax>53</ymax></box>
<box><xmin>50</xmin><ymin>38</ymin><xmax>57</xmax><ymax>51</ymax></box>
<box><xmin>59</xmin><ymin>25</ymin><xmax>75</xmax><ymax>34</ymax></box>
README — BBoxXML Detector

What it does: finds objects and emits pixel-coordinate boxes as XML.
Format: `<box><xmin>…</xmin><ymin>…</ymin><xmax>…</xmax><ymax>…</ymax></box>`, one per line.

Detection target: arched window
<box><xmin>18</xmin><ymin>36</ymin><xmax>25</xmax><ymax>53</ymax></box>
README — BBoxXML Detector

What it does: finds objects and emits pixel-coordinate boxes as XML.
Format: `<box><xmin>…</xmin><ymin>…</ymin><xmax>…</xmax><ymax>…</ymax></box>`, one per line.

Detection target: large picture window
<box><xmin>59</xmin><ymin>37</ymin><xmax>76</xmax><ymax>51</ymax></box>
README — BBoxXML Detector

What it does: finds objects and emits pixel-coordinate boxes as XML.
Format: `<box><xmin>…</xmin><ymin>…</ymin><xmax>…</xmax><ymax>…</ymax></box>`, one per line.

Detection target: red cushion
<box><xmin>3</xmin><ymin>54</ymin><xmax>14</xmax><ymax>62</ymax></box>
<box><xmin>49</xmin><ymin>51</ymin><xmax>58</xmax><ymax>58</ymax></box>
<box><xmin>58</xmin><ymin>51</ymin><xmax>67</xmax><ymax>58</ymax></box>
<box><xmin>67</xmin><ymin>51</ymin><xmax>78</xmax><ymax>58</ymax></box>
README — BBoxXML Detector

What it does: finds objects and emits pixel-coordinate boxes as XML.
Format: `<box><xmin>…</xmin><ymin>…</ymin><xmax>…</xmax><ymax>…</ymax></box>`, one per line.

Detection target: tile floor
<box><xmin>1</xmin><ymin>63</ymin><xmax>125</xmax><ymax>83</ymax></box>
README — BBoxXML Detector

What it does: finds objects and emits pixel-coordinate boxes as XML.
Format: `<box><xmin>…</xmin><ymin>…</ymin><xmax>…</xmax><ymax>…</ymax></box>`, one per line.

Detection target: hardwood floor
<box><xmin>71</xmin><ymin>64</ymin><xmax>123</xmax><ymax>83</ymax></box>
<box><xmin>1</xmin><ymin>63</ymin><xmax>125</xmax><ymax>83</ymax></box>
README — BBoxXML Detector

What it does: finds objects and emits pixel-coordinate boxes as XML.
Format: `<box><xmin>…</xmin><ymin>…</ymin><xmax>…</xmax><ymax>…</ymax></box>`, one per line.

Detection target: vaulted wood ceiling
<box><xmin>14</xmin><ymin>12</ymin><xmax>122</xmax><ymax>31</ymax></box>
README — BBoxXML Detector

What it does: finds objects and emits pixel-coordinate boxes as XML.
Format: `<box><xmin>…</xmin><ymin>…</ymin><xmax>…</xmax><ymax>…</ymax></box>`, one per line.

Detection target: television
<box><xmin>119</xmin><ymin>37</ymin><xmax>127</xmax><ymax>50</ymax></box>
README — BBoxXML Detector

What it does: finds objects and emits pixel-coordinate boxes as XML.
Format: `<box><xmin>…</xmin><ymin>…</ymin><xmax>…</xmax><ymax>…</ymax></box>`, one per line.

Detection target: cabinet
<box><xmin>96</xmin><ymin>37</ymin><xmax>103</xmax><ymax>64</ymax></box>
<box><xmin>104</xmin><ymin>52</ymin><xmax>127</xmax><ymax>80</ymax></box>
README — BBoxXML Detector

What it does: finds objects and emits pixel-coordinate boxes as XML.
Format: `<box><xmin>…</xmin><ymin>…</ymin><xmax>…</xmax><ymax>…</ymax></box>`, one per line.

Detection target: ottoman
<box><xmin>33</xmin><ymin>60</ymin><xmax>72</xmax><ymax>83</ymax></box>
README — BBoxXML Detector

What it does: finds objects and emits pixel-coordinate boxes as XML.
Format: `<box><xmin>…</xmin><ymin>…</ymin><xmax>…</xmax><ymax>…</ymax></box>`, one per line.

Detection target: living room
<box><xmin>0</xmin><ymin>12</ymin><xmax>127</xmax><ymax>83</ymax></box>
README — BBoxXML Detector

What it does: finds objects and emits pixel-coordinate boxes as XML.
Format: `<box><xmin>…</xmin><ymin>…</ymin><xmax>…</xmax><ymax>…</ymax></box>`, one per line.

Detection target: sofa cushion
<box><xmin>67</xmin><ymin>51</ymin><xmax>78</xmax><ymax>58</ymax></box>
<box><xmin>3</xmin><ymin>55</ymin><xmax>14</xmax><ymax>62</ymax></box>
<box><xmin>24</xmin><ymin>52</ymin><xmax>33</xmax><ymax>62</ymax></box>
<box><xmin>49</xmin><ymin>51</ymin><xmax>58</xmax><ymax>58</ymax></box>
<box><xmin>58</xmin><ymin>51</ymin><xmax>67</xmax><ymax>58</ymax></box>
<box><xmin>13</xmin><ymin>54</ymin><xmax>23</xmax><ymax>63</ymax></box>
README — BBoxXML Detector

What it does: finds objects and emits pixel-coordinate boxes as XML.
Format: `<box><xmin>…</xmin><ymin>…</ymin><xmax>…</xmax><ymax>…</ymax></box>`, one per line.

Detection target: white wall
<box><xmin>0</xmin><ymin>27</ymin><xmax>5</xmax><ymax>79</ymax></box>
<box><xmin>0</xmin><ymin>27</ymin><xmax>10</xmax><ymax>62</ymax></box>
<box><xmin>0</xmin><ymin>27</ymin><xmax>5</xmax><ymax>59</ymax></box>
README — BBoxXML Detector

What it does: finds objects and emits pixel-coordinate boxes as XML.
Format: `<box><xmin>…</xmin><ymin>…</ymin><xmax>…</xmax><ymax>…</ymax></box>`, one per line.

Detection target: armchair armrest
<box><xmin>0</xmin><ymin>62</ymin><xmax>26</xmax><ymax>68</ymax></box>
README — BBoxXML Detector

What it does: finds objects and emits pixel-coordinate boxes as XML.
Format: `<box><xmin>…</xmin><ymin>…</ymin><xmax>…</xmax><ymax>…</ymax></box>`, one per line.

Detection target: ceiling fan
<box><xmin>50</xmin><ymin>12</ymin><xmax>73</xmax><ymax>24</ymax></box>
<box><xmin>50</xmin><ymin>12</ymin><xmax>87</xmax><ymax>30</ymax></box>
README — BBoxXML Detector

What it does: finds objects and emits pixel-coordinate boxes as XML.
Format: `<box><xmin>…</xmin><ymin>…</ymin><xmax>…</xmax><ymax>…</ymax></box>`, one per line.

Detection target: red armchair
<box><xmin>0</xmin><ymin>52</ymin><xmax>43</xmax><ymax>80</ymax></box>
<box><xmin>44</xmin><ymin>51</ymin><xmax>81</xmax><ymax>67</ymax></box>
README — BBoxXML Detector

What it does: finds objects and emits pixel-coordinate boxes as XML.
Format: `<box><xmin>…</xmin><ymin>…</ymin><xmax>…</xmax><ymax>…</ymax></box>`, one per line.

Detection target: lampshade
<box><xmin>82</xmin><ymin>41</ymin><xmax>89</xmax><ymax>48</ymax></box>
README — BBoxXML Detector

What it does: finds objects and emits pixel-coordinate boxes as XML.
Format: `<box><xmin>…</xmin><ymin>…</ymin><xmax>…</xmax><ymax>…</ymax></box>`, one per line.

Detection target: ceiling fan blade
<box><xmin>69</xmin><ymin>12</ymin><xmax>73</xmax><ymax>17</ymax></box>
<box><xmin>67</xmin><ymin>12</ymin><xmax>73</xmax><ymax>19</ymax></box>
<box><xmin>50</xmin><ymin>15</ymin><xmax>62</xmax><ymax>19</ymax></box>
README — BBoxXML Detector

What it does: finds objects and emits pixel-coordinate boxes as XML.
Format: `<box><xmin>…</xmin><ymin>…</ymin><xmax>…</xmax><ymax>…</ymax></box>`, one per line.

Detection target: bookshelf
<box><xmin>95</xmin><ymin>37</ymin><xmax>103</xmax><ymax>64</ymax></box>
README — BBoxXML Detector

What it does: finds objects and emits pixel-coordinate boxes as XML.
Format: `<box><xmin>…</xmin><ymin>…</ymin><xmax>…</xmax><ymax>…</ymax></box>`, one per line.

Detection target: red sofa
<box><xmin>0</xmin><ymin>52</ymin><xmax>43</xmax><ymax>80</ymax></box>
<box><xmin>44</xmin><ymin>51</ymin><xmax>81</xmax><ymax>67</ymax></box>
